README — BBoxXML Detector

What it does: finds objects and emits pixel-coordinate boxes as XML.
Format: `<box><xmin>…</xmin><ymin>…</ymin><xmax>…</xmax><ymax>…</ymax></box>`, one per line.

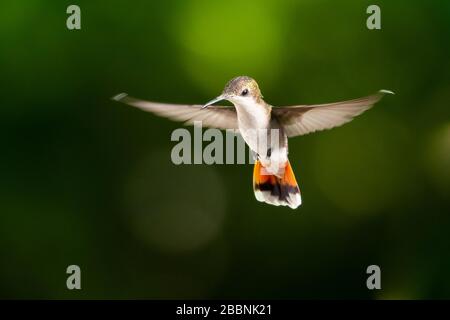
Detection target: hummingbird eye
<box><xmin>241</xmin><ymin>89</ymin><xmax>249</xmax><ymax>96</ymax></box>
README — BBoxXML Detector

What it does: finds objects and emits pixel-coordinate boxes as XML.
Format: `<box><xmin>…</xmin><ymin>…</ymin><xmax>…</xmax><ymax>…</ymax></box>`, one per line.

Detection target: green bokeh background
<box><xmin>1</xmin><ymin>0</ymin><xmax>449</xmax><ymax>299</ymax></box>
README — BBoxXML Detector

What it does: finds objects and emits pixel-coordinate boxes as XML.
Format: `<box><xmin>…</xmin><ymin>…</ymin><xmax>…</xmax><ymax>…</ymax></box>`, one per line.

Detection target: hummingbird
<box><xmin>113</xmin><ymin>76</ymin><xmax>393</xmax><ymax>209</ymax></box>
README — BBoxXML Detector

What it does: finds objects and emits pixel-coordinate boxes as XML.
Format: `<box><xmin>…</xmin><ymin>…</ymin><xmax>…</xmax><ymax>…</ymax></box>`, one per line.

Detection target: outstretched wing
<box><xmin>272</xmin><ymin>90</ymin><xmax>393</xmax><ymax>137</ymax></box>
<box><xmin>112</xmin><ymin>93</ymin><xmax>238</xmax><ymax>130</ymax></box>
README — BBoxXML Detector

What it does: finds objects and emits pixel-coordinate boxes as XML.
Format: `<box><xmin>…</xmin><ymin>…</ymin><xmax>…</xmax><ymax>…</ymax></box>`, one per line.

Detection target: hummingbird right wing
<box><xmin>272</xmin><ymin>90</ymin><xmax>393</xmax><ymax>137</ymax></box>
<box><xmin>112</xmin><ymin>93</ymin><xmax>238</xmax><ymax>130</ymax></box>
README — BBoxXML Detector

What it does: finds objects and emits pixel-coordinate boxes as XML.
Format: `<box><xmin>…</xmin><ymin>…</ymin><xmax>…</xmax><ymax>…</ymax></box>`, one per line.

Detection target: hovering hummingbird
<box><xmin>113</xmin><ymin>76</ymin><xmax>392</xmax><ymax>209</ymax></box>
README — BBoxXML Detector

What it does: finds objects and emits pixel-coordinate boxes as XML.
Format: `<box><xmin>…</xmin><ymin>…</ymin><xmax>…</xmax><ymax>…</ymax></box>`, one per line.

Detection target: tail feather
<box><xmin>253</xmin><ymin>160</ymin><xmax>302</xmax><ymax>209</ymax></box>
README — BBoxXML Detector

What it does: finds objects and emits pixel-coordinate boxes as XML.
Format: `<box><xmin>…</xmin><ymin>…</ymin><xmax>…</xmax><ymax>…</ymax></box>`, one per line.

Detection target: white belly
<box><xmin>234</xmin><ymin>99</ymin><xmax>270</xmax><ymax>153</ymax></box>
<box><xmin>233</xmin><ymin>99</ymin><xmax>288</xmax><ymax>176</ymax></box>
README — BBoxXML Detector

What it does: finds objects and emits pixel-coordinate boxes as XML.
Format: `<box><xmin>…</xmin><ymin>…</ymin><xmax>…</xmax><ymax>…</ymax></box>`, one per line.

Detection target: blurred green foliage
<box><xmin>0</xmin><ymin>0</ymin><xmax>449</xmax><ymax>299</ymax></box>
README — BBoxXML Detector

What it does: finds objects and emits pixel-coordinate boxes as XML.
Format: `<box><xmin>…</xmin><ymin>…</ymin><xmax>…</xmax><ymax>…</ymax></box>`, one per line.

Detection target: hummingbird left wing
<box><xmin>112</xmin><ymin>93</ymin><xmax>238</xmax><ymax>130</ymax></box>
<box><xmin>272</xmin><ymin>90</ymin><xmax>393</xmax><ymax>137</ymax></box>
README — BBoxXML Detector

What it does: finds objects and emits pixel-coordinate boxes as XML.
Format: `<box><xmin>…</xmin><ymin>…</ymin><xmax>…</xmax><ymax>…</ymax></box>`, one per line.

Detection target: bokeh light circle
<box><xmin>124</xmin><ymin>149</ymin><xmax>226</xmax><ymax>254</ymax></box>
<box><xmin>170</xmin><ymin>0</ymin><xmax>285</xmax><ymax>92</ymax></box>
<box><xmin>425</xmin><ymin>123</ymin><xmax>450</xmax><ymax>197</ymax></box>
<box><xmin>311</xmin><ymin>113</ymin><xmax>413</xmax><ymax>216</ymax></box>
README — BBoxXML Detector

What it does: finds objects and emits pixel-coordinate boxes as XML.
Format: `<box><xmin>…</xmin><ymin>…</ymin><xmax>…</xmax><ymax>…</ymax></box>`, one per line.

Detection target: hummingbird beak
<box><xmin>202</xmin><ymin>95</ymin><xmax>226</xmax><ymax>109</ymax></box>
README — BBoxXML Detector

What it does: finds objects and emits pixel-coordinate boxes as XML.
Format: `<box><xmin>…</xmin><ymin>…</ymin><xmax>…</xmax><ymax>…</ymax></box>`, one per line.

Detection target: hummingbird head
<box><xmin>202</xmin><ymin>76</ymin><xmax>263</xmax><ymax>109</ymax></box>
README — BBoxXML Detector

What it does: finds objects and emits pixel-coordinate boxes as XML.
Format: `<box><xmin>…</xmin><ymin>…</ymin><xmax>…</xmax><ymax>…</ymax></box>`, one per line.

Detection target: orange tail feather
<box><xmin>253</xmin><ymin>160</ymin><xmax>302</xmax><ymax>209</ymax></box>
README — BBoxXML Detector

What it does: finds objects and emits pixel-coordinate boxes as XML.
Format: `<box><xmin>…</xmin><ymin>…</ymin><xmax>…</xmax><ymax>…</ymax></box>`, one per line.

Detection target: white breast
<box><xmin>233</xmin><ymin>98</ymin><xmax>270</xmax><ymax>152</ymax></box>
<box><xmin>232</xmin><ymin>98</ymin><xmax>288</xmax><ymax>175</ymax></box>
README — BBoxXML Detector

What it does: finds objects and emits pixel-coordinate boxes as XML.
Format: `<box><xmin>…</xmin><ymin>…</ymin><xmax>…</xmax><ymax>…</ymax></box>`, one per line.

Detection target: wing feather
<box><xmin>112</xmin><ymin>93</ymin><xmax>238</xmax><ymax>130</ymax></box>
<box><xmin>272</xmin><ymin>90</ymin><xmax>393</xmax><ymax>137</ymax></box>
